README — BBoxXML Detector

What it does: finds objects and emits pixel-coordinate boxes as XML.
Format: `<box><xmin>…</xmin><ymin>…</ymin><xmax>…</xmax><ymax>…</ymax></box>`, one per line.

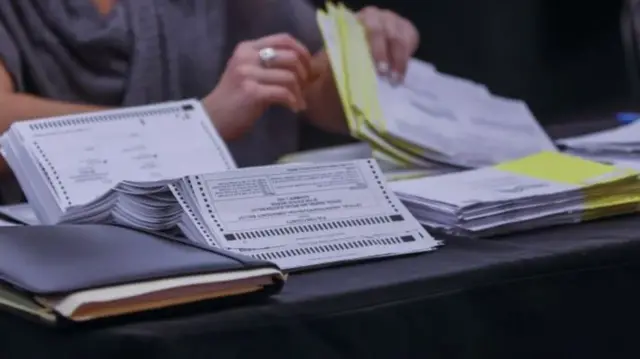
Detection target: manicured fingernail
<box><xmin>377</xmin><ymin>62</ymin><xmax>390</xmax><ymax>75</ymax></box>
<box><xmin>389</xmin><ymin>71</ymin><xmax>403</xmax><ymax>86</ymax></box>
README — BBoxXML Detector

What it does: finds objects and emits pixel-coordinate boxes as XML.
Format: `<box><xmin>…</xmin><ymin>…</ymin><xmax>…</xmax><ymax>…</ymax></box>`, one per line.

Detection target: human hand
<box><xmin>203</xmin><ymin>34</ymin><xmax>314</xmax><ymax>140</ymax></box>
<box><xmin>357</xmin><ymin>6</ymin><xmax>419</xmax><ymax>85</ymax></box>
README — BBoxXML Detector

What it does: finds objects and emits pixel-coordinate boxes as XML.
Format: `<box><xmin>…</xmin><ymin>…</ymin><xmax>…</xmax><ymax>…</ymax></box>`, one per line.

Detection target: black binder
<box><xmin>0</xmin><ymin>225</ymin><xmax>284</xmax><ymax>324</ymax></box>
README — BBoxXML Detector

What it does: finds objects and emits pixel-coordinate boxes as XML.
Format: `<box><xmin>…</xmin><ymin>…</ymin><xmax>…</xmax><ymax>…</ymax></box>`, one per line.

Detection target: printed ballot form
<box><xmin>175</xmin><ymin>160</ymin><xmax>439</xmax><ymax>270</ymax></box>
<box><xmin>1</xmin><ymin>100</ymin><xmax>236</xmax><ymax>224</ymax></box>
<box><xmin>19</xmin><ymin>101</ymin><xmax>234</xmax><ymax>207</ymax></box>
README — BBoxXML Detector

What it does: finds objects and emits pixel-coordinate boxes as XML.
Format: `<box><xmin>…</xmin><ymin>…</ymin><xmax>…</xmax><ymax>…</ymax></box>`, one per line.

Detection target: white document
<box><xmin>391</xmin><ymin>166</ymin><xmax>577</xmax><ymax>209</ymax></box>
<box><xmin>558</xmin><ymin>121</ymin><xmax>640</xmax><ymax>147</ymax></box>
<box><xmin>557</xmin><ymin>123</ymin><xmax>640</xmax><ymax>165</ymax></box>
<box><xmin>184</xmin><ymin>160</ymin><xmax>439</xmax><ymax>270</ymax></box>
<box><xmin>380</xmin><ymin>72</ymin><xmax>556</xmax><ymax>168</ymax></box>
<box><xmin>0</xmin><ymin>203</ymin><xmax>39</xmax><ymax>225</ymax></box>
<box><xmin>7</xmin><ymin>100</ymin><xmax>236</xmax><ymax>210</ymax></box>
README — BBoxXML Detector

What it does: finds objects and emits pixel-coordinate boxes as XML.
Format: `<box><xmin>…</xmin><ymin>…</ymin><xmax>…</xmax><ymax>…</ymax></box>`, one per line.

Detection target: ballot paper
<box><xmin>0</xmin><ymin>101</ymin><xmax>439</xmax><ymax>270</ymax></box>
<box><xmin>0</xmin><ymin>100</ymin><xmax>236</xmax><ymax>224</ymax></box>
<box><xmin>170</xmin><ymin>160</ymin><xmax>439</xmax><ymax>270</ymax></box>
<box><xmin>391</xmin><ymin>151</ymin><xmax>640</xmax><ymax>237</ymax></box>
<box><xmin>317</xmin><ymin>3</ymin><xmax>556</xmax><ymax>169</ymax></box>
<box><xmin>557</xmin><ymin>121</ymin><xmax>640</xmax><ymax>165</ymax></box>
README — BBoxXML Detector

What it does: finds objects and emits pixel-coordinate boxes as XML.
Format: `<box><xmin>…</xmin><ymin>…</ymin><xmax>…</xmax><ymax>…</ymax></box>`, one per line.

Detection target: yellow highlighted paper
<box><xmin>495</xmin><ymin>151</ymin><xmax>640</xmax><ymax>219</ymax></box>
<box><xmin>495</xmin><ymin>151</ymin><xmax>638</xmax><ymax>186</ymax></box>
<box><xmin>316</xmin><ymin>3</ymin><xmax>433</xmax><ymax>168</ymax></box>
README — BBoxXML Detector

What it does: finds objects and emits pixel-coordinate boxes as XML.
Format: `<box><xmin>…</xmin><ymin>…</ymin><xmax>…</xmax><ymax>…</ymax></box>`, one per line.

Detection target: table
<box><xmin>3</xmin><ymin>215</ymin><xmax>640</xmax><ymax>359</ymax></box>
<box><xmin>4</xmin><ymin>117</ymin><xmax>640</xmax><ymax>358</ymax></box>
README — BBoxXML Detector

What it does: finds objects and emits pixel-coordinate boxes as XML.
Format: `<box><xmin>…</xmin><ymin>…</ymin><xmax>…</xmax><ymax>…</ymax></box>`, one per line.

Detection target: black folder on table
<box><xmin>0</xmin><ymin>225</ymin><xmax>284</xmax><ymax>324</ymax></box>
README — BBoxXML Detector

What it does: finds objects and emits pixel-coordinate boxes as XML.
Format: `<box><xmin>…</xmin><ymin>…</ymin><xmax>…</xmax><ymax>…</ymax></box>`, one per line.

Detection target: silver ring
<box><xmin>258</xmin><ymin>47</ymin><xmax>277</xmax><ymax>68</ymax></box>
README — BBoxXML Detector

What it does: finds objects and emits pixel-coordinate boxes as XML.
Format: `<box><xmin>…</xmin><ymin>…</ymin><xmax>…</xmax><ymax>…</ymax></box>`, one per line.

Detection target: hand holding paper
<box><xmin>315</xmin><ymin>2</ymin><xmax>556</xmax><ymax>171</ymax></box>
<box><xmin>355</xmin><ymin>6</ymin><xmax>420</xmax><ymax>84</ymax></box>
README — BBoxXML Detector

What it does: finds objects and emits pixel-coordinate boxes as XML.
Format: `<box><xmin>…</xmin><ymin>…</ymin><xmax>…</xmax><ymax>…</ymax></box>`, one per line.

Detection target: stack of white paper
<box><xmin>317</xmin><ymin>3</ymin><xmax>557</xmax><ymax>170</ymax></box>
<box><xmin>168</xmin><ymin>159</ymin><xmax>440</xmax><ymax>270</ymax></box>
<box><xmin>0</xmin><ymin>100</ymin><xmax>236</xmax><ymax>226</ymax></box>
<box><xmin>557</xmin><ymin>121</ymin><xmax>640</xmax><ymax>165</ymax></box>
<box><xmin>391</xmin><ymin>151</ymin><xmax>640</xmax><ymax>237</ymax></box>
<box><xmin>0</xmin><ymin>101</ymin><xmax>439</xmax><ymax>270</ymax></box>
<box><xmin>277</xmin><ymin>142</ymin><xmax>457</xmax><ymax>181</ymax></box>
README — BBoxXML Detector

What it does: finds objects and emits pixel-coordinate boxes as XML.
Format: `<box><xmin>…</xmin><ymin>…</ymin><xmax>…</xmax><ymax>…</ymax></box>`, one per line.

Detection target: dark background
<box><xmin>302</xmin><ymin>0</ymin><xmax>629</xmax><ymax>149</ymax></box>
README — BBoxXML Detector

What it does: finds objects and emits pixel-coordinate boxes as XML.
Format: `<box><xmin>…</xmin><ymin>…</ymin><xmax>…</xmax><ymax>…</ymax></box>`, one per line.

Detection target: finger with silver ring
<box><xmin>258</xmin><ymin>49</ymin><xmax>309</xmax><ymax>83</ymax></box>
<box><xmin>258</xmin><ymin>47</ymin><xmax>278</xmax><ymax>68</ymax></box>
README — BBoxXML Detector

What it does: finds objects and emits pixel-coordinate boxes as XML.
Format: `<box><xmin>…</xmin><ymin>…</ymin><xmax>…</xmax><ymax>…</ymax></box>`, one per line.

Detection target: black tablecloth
<box><xmin>5</xmin><ymin>117</ymin><xmax>640</xmax><ymax>358</ymax></box>
<box><xmin>3</xmin><ymin>216</ymin><xmax>640</xmax><ymax>359</ymax></box>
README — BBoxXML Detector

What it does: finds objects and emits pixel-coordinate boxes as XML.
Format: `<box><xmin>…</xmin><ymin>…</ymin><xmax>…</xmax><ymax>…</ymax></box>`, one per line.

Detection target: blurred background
<box><xmin>303</xmin><ymin>0</ymin><xmax>628</xmax><ymax>148</ymax></box>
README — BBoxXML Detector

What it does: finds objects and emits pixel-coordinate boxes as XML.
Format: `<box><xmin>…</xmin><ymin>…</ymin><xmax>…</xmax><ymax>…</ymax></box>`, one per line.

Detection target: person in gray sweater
<box><xmin>0</xmin><ymin>0</ymin><xmax>419</xmax><ymax>170</ymax></box>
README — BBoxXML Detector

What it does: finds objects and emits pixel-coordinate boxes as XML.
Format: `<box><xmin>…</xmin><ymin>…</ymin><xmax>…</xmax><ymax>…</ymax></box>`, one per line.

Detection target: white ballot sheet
<box><xmin>557</xmin><ymin>122</ymin><xmax>640</xmax><ymax>164</ymax></box>
<box><xmin>10</xmin><ymin>100</ymin><xmax>236</xmax><ymax>210</ymax></box>
<box><xmin>391</xmin><ymin>166</ymin><xmax>577</xmax><ymax>209</ymax></box>
<box><xmin>380</xmin><ymin>74</ymin><xmax>556</xmax><ymax>168</ymax></box>
<box><xmin>185</xmin><ymin>160</ymin><xmax>439</xmax><ymax>270</ymax></box>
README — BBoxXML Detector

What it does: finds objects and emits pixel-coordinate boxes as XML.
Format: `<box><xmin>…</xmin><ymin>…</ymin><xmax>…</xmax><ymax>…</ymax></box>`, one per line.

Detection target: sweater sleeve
<box><xmin>228</xmin><ymin>0</ymin><xmax>323</xmax><ymax>53</ymax></box>
<box><xmin>286</xmin><ymin>0</ymin><xmax>323</xmax><ymax>52</ymax></box>
<box><xmin>0</xmin><ymin>18</ymin><xmax>24</xmax><ymax>91</ymax></box>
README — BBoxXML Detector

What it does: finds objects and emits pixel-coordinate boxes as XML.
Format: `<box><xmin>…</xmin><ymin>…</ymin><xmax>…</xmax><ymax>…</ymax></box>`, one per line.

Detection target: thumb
<box><xmin>309</xmin><ymin>50</ymin><xmax>332</xmax><ymax>82</ymax></box>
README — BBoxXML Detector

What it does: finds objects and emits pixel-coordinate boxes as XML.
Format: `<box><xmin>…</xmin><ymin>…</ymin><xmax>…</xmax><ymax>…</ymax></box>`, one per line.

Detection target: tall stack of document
<box><xmin>317</xmin><ymin>3</ymin><xmax>557</xmax><ymax>169</ymax></box>
<box><xmin>0</xmin><ymin>100</ymin><xmax>237</xmax><ymax>225</ymax></box>
<box><xmin>0</xmin><ymin>101</ymin><xmax>440</xmax><ymax>270</ymax></box>
<box><xmin>391</xmin><ymin>151</ymin><xmax>640</xmax><ymax>237</ymax></box>
<box><xmin>557</xmin><ymin>121</ymin><xmax>640</xmax><ymax>167</ymax></box>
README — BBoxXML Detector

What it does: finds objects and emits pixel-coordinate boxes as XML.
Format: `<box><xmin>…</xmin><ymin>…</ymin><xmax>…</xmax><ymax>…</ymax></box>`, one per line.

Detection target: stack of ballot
<box><xmin>278</xmin><ymin>142</ymin><xmax>457</xmax><ymax>181</ymax></box>
<box><xmin>0</xmin><ymin>100</ymin><xmax>440</xmax><ymax>271</ymax></box>
<box><xmin>557</xmin><ymin>121</ymin><xmax>640</xmax><ymax>167</ymax></box>
<box><xmin>316</xmin><ymin>3</ymin><xmax>557</xmax><ymax>169</ymax></box>
<box><xmin>391</xmin><ymin>151</ymin><xmax>640</xmax><ymax>237</ymax></box>
<box><xmin>0</xmin><ymin>100</ymin><xmax>237</xmax><ymax>225</ymax></box>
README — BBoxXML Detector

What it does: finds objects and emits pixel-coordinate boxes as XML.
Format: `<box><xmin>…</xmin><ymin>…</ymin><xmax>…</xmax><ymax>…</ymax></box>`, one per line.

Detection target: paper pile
<box><xmin>316</xmin><ymin>3</ymin><xmax>557</xmax><ymax>170</ymax></box>
<box><xmin>0</xmin><ymin>100</ymin><xmax>439</xmax><ymax>270</ymax></box>
<box><xmin>168</xmin><ymin>159</ymin><xmax>440</xmax><ymax>270</ymax></box>
<box><xmin>557</xmin><ymin>121</ymin><xmax>640</xmax><ymax>166</ymax></box>
<box><xmin>0</xmin><ymin>100</ymin><xmax>236</xmax><ymax>225</ymax></box>
<box><xmin>278</xmin><ymin>142</ymin><xmax>453</xmax><ymax>181</ymax></box>
<box><xmin>391</xmin><ymin>151</ymin><xmax>640</xmax><ymax>237</ymax></box>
